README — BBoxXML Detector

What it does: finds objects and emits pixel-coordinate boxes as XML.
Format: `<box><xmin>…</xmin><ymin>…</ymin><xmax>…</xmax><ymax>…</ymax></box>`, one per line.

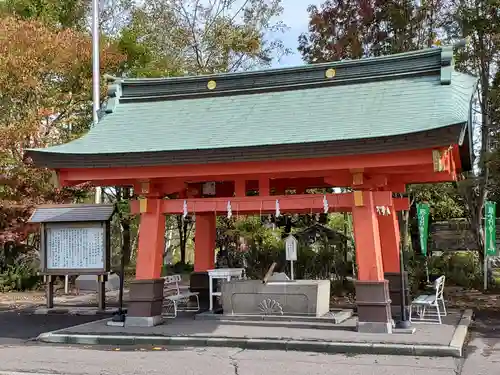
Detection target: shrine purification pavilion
<box><xmin>26</xmin><ymin>43</ymin><xmax>476</xmax><ymax>333</ymax></box>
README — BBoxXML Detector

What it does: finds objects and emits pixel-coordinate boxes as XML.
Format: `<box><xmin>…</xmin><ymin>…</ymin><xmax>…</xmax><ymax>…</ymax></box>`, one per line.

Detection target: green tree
<box><xmin>122</xmin><ymin>0</ymin><xmax>290</xmax><ymax>76</ymax></box>
<box><xmin>298</xmin><ymin>1</ymin><xmax>470</xmax><ymax>257</ymax></box>
<box><xmin>119</xmin><ymin>0</ymin><xmax>291</xmax><ymax>265</ymax></box>
<box><xmin>444</xmin><ymin>0</ymin><xmax>500</xmax><ymax>253</ymax></box>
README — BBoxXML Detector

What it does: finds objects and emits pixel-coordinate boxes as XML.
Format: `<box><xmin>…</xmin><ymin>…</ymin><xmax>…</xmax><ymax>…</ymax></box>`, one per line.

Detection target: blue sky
<box><xmin>273</xmin><ymin>0</ymin><xmax>323</xmax><ymax>67</ymax></box>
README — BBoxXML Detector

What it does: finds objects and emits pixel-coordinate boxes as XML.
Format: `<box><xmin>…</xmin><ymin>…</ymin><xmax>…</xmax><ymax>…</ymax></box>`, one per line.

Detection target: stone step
<box><xmin>195</xmin><ymin>309</ymin><xmax>353</xmax><ymax>326</ymax></box>
<box><xmin>197</xmin><ymin>318</ymin><xmax>351</xmax><ymax>330</ymax></box>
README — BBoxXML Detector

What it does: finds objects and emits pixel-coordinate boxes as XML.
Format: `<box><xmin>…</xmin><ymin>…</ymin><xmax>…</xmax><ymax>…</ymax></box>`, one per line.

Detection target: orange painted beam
<box><xmin>129</xmin><ymin>193</ymin><xmax>408</xmax><ymax>215</ymax></box>
<box><xmin>259</xmin><ymin>178</ymin><xmax>270</xmax><ymax>196</ymax></box>
<box><xmin>394</xmin><ymin>197</ymin><xmax>410</xmax><ymax>211</ymax></box>
<box><xmin>59</xmin><ymin>166</ymin><xmax>446</xmax><ymax>191</ymax></box>
<box><xmin>235</xmin><ymin>179</ymin><xmax>246</xmax><ymax>197</ymax></box>
<box><xmin>58</xmin><ymin>148</ymin><xmax>438</xmax><ymax>185</ymax></box>
<box><xmin>391</xmin><ymin>171</ymin><xmax>457</xmax><ymax>184</ymax></box>
<box><xmin>369</xmin><ymin>165</ymin><xmax>437</xmax><ymax>175</ymax></box>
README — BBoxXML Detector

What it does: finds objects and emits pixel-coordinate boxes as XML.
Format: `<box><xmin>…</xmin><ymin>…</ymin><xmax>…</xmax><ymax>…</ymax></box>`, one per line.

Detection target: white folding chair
<box><xmin>409</xmin><ymin>275</ymin><xmax>447</xmax><ymax>324</ymax></box>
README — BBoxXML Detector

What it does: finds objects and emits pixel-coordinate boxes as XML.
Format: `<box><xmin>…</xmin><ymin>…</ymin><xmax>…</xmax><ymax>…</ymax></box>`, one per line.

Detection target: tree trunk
<box><xmin>115</xmin><ymin>187</ymin><xmax>133</xmax><ymax>266</ymax></box>
<box><xmin>176</xmin><ymin>215</ymin><xmax>193</xmax><ymax>265</ymax></box>
<box><xmin>122</xmin><ymin>218</ymin><xmax>131</xmax><ymax>266</ymax></box>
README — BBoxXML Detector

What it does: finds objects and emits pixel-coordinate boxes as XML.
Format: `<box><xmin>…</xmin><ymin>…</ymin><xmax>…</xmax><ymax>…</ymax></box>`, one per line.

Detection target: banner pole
<box><xmin>484</xmin><ymin>255</ymin><xmax>488</xmax><ymax>291</ymax></box>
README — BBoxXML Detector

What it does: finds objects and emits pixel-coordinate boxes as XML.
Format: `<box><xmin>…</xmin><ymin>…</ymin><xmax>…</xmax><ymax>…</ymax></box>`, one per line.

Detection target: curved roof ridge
<box><xmin>102</xmin><ymin>45</ymin><xmax>463</xmax><ymax>106</ymax></box>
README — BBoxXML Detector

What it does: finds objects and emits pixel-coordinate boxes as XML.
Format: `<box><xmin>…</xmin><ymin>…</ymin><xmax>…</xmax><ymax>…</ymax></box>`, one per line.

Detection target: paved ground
<box><xmin>0</xmin><ymin>338</ymin><xmax>493</xmax><ymax>375</ymax></box>
<box><xmin>0</xmin><ymin>345</ymin><xmax>465</xmax><ymax>375</ymax></box>
<box><xmin>0</xmin><ymin>308</ymin><xmax>110</xmax><ymax>345</ymax></box>
<box><xmin>0</xmin><ymin>310</ymin><xmax>495</xmax><ymax>375</ymax></box>
<box><xmin>462</xmin><ymin>310</ymin><xmax>500</xmax><ymax>375</ymax></box>
<box><xmin>0</xmin><ymin>291</ymin><xmax>496</xmax><ymax>375</ymax></box>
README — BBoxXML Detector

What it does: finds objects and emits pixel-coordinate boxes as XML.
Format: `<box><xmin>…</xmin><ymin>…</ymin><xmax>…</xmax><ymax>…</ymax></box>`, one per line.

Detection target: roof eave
<box><xmin>26</xmin><ymin>125</ymin><xmax>466</xmax><ymax>170</ymax></box>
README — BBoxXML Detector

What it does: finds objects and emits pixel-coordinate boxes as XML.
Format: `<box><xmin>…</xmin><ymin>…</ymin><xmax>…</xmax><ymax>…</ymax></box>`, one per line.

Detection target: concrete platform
<box><xmin>37</xmin><ymin>309</ymin><xmax>472</xmax><ymax>358</ymax></box>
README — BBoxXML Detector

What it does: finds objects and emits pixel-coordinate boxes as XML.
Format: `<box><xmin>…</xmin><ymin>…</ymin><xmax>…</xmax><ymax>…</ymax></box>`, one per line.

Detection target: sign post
<box><xmin>484</xmin><ymin>201</ymin><xmax>497</xmax><ymax>290</ymax></box>
<box><xmin>285</xmin><ymin>234</ymin><xmax>298</xmax><ymax>281</ymax></box>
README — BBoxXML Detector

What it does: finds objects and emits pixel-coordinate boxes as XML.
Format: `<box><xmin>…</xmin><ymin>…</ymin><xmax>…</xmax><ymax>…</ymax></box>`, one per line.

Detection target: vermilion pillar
<box><xmin>128</xmin><ymin>196</ymin><xmax>166</xmax><ymax>327</ymax></box>
<box><xmin>194</xmin><ymin>213</ymin><xmax>216</xmax><ymax>272</ymax></box>
<box><xmin>135</xmin><ymin>198</ymin><xmax>166</xmax><ymax>279</ymax></box>
<box><xmin>378</xmin><ymin>210</ymin><xmax>401</xmax><ymax>273</ymax></box>
<box><xmin>352</xmin><ymin>192</ymin><xmax>384</xmax><ymax>281</ymax></box>
<box><xmin>351</xmin><ymin>191</ymin><xmax>392</xmax><ymax>333</ymax></box>
<box><xmin>378</xmin><ymin>208</ymin><xmax>409</xmax><ymax>318</ymax></box>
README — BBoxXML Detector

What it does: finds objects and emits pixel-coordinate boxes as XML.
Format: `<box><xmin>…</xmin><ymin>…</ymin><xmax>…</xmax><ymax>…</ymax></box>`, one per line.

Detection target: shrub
<box><xmin>163</xmin><ymin>262</ymin><xmax>194</xmax><ymax>276</ymax></box>
<box><xmin>407</xmin><ymin>251</ymin><xmax>483</xmax><ymax>292</ymax></box>
<box><xmin>0</xmin><ymin>243</ymin><xmax>41</xmax><ymax>292</ymax></box>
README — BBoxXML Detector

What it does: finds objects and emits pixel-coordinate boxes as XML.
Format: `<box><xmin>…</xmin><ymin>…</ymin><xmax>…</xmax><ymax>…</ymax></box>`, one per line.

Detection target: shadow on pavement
<box><xmin>0</xmin><ymin>308</ymin><xmax>108</xmax><ymax>344</ymax></box>
<box><xmin>465</xmin><ymin>309</ymin><xmax>500</xmax><ymax>358</ymax></box>
<box><xmin>471</xmin><ymin>310</ymin><xmax>500</xmax><ymax>338</ymax></box>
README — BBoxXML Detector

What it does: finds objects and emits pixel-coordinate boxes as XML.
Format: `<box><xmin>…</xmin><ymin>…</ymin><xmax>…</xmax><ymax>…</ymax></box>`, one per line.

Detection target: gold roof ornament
<box><xmin>207</xmin><ymin>80</ymin><xmax>217</xmax><ymax>90</ymax></box>
<box><xmin>325</xmin><ymin>68</ymin><xmax>336</xmax><ymax>78</ymax></box>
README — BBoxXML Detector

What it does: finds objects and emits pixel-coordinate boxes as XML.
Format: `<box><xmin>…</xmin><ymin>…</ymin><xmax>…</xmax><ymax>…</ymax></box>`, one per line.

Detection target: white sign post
<box><xmin>285</xmin><ymin>234</ymin><xmax>298</xmax><ymax>280</ymax></box>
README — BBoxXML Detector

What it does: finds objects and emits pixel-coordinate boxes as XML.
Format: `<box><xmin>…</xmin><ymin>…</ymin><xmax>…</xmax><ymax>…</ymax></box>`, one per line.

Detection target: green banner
<box><xmin>485</xmin><ymin>201</ymin><xmax>497</xmax><ymax>257</ymax></box>
<box><xmin>417</xmin><ymin>203</ymin><xmax>430</xmax><ymax>256</ymax></box>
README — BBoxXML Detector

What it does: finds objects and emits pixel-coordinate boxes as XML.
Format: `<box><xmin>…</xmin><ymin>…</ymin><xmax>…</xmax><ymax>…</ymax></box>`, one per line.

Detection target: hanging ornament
<box><xmin>183</xmin><ymin>200</ymin><xmax>188</xmax><ymax>219</ymax></box>
<box><xmin>275</xmin><ymin>199</ymin><xmax>281</xmax><ymax>217</ymax></box>
<box><xmin>323</xmin><ymin>195</ymin><xmax>329</xmax><ymax>214</ymax></box>
<box><xmin>227</xmin><ymin>200</ymin><xmax>232</xmax><ymax>219</ymax></box>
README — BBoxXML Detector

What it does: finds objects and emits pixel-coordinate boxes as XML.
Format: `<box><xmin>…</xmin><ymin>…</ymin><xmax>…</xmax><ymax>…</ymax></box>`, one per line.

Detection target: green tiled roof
<box><xmin>27</xmin><ymin>45</ymin><xmax>477</xmax><ymax>167</ymax></box>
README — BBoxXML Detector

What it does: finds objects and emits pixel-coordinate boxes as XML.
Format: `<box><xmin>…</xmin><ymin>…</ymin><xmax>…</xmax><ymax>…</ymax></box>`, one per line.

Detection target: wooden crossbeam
<box><xmin>130</xmin><ymin>193</ymin><xmax>410</xmax><ymax>215</ymax></box>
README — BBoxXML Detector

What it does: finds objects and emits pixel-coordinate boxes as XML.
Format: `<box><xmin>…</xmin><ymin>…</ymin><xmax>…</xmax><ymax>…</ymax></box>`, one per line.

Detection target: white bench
<box><xmin>162</xmin><ymin>275</ymin><xmax>200</xmax><ymax>318</ymax></box>
<box><xmin>409</xmin><ymin>275</ymin><xmax>447</xmax><ymax>324</ymax></box>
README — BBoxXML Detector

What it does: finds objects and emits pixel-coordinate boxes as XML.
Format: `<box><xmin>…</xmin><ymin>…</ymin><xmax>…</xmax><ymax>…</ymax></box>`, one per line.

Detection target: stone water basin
<box><xmin>220</xmin><ymin>279</ymin><xmax>330</xmax><ymax>317</ymax></box>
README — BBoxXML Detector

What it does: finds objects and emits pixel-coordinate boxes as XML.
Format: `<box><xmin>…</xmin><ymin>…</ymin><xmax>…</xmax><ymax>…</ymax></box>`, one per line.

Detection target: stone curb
<box><xmin>448</xmin><ymin>309</ymin><xmax>473</xmax><ymax>357</ymax></box>
<box><xmin>37</xmin><ymin>331</ymin><xmax>462</xmax><ymax>357</ymax></box>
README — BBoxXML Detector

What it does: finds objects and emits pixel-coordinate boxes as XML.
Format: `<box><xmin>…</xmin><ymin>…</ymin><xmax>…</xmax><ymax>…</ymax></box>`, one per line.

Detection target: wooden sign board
<box><xmin>40</xmin><ymin>221</ymin><xmax>111</xmax><ymax>275</ymax></box>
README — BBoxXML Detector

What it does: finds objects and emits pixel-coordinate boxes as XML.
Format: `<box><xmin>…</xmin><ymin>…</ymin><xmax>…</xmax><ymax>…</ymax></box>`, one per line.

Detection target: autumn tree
<box><xmin>298</xmin><ymin>0</ymin><xmax>447</xmax><ymax>63</ymax></box>
<box><xmin>298</xmin><ymin>1</ymin><xmax>471</xmax><ymax>259</ymax></box>
<box><xmin>0</xmin><ymin>15</ymin><xmax>124</xmax><ymax>249</ymax></box>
